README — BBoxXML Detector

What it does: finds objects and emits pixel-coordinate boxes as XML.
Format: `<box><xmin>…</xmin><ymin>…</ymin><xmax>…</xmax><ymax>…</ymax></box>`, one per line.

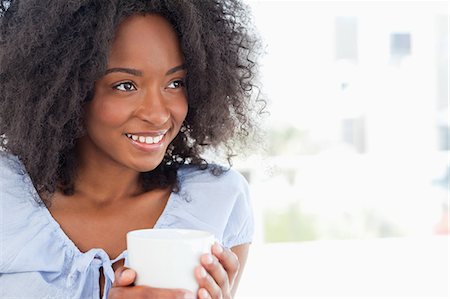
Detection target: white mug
<box><xmin>126</xmin><ymin>228</ymin><xmax>215</xmax><ymax>293</ymax></box>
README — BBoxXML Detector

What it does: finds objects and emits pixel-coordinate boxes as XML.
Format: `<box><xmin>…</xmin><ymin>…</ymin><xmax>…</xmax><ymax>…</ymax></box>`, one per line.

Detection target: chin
<box><xmin>128</xmin><ymin>157</ymin><xmax>165</xmax><ymax>173</ymax></box>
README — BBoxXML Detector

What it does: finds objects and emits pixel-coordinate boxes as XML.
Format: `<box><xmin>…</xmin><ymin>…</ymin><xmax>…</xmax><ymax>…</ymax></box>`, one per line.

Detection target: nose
<box><xmin>135</xmin><ymin>87</ymin><xmax>170</xmax><ymax>127</ymax></box>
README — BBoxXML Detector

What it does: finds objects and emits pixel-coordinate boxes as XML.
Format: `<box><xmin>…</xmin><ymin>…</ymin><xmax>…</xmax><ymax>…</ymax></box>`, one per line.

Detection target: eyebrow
<box><xmin>104</xmin><ymin>67</ymin><xmax>142</xmax><ymax>76</ymax></box>
<box><xmin>104</xmin><ymin>64</ymin><xmax>186</xmax><ymax>76</ymax></box>
<box><xmin>166</xmin><ymin>64</ymin><xmax>186</xmax><ymax>75</ymax></box>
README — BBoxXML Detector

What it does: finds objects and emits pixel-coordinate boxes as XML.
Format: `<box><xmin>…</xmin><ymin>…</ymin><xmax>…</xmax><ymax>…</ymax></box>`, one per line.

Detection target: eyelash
<box><xmin>113</xmin><ymin>81</ymin><xmax>136</xmax><ymax>92</ymax></box>
<box><xmin>167</xmin><ymin>79</ymin><xmax>186</xmax><ymax>89</ymax></box>
<box><xmin>113</xmin><ymin>79</ymin><xmax>185</xmax><ymax>92</ymax></box>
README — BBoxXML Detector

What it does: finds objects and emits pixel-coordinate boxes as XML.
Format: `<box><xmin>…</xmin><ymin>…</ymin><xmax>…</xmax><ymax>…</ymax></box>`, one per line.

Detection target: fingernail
<box><xmin>214</xmin><ymin>243</ymin><xmax>223</xmax><ymax>254</ymax></box>
<box><xmin>184</xmin><ymin>292</ymin><xmax>196</xmax><ymax>299</ymax></box>
<box><xmin>200</xmin><ymin>267</ymin><xmax>207</xmax><ymax>278</ymax></box>
<box><xmin>204</xmin><ymin>254</ymin><xmax>213</xmax><ymax>264</ymax></box>
<box><xmin>199</xmin><ymin>288</ymin><xmax>209</xmax><ymax>299</ymax></box>
<box><xmin>120</xmin><ymin>269</ymin><xmax>133</xmax><ymax>280</ymax></box>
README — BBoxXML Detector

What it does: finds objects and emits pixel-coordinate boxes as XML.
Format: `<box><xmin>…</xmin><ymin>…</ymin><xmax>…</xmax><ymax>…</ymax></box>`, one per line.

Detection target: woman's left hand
<box><xmin>195</xmin><ymin>242</ymin><xmax>240</xmax><ymax>299</ymax></box>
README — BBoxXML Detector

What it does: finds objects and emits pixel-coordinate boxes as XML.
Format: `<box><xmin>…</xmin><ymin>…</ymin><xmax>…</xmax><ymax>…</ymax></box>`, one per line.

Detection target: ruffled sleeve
<box><xmin>0</xmin><ymin>152</ymin><xmax>75</xmax><ymax>274</ymax></box>
<box><xmin>155</xmin><ymin>166</ymin><xmax>254</xmax><ymax>249</ymax></box>
<box><xmin>220</xmin><ymin>171</ymin><xmax>254</xmax><ymax>248</ymax></box>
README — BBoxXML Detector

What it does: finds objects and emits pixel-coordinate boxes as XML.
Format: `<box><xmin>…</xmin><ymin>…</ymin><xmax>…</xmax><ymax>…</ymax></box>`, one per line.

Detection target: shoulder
<box><xmin>177</xmin><ymin>164</ymin><xmax>249</xmax><ymax>197</ymax></box>
<box><xmin>176</xmin><ymin>164</ymin><xmax>250</xmax><ymax>212</ymax></box>
<box><xmin>0</xmin><ymin>150</ymin><xmax>26</xmax><ymax>178</ymax></box>
<box><xmin>0</xmin><ymin>151</ymin><xmax>57</xmax><ymax>273</ymax></box>
<box><xmin>161</xmin><ymin>164</ymin><xmax>253</xmax><ymax>248</ymax></box>
<box><xmin>0</xmin><ymin>150</ymin><xmax>41</xmax><ymax>203</ymax></box>
<box><xmin>0</xmin><ymin>151</ymin><xmax>36</xmax><ymax>201</ymax></box>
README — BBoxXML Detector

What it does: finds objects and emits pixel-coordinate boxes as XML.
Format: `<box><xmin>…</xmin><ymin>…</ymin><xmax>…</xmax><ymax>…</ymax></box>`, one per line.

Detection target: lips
<box><xmin>124</xmin><ymin>130</ymin><xmax>168</xmax><ymax>152</ymax></box>
<box><xmin>126</xmin><ymin>130</ymin><xmax>168</xmax><ymax>137</ymax></box>
<box><xmin>125</xmin><ymin>133</ymin><xmax>164</xmax><ymax>144</ymax></box>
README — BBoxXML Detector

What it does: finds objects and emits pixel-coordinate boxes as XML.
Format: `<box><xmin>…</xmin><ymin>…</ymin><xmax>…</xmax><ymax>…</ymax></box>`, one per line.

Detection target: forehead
<box><xmin>107</xmin><ymin>14</ymin><xmax>184</xmax><ymax>68</ymax></box>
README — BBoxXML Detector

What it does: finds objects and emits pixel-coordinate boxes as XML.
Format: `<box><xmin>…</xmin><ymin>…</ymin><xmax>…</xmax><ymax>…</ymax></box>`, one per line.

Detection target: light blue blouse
<box><xmin>0</xmin><ymin>152</ymin><xmax>253</xmax><ymax>299</ymax></box>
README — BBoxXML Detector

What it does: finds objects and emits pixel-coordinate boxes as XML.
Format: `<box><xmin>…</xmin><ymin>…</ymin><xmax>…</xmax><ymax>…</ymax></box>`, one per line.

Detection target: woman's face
<box><xmin>81</xmin><ymin>14</ymin><xmax>188</xmax><ymax>172</ymax></box>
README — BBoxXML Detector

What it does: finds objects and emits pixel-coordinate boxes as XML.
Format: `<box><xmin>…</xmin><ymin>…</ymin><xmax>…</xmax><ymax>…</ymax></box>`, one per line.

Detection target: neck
<box><xmin>73</xmin><ymin>138</ymin><xmax>142</xmax><ymax>206</ymax></box>
<box><xmin>75</xmin><ymin>164</ymin><xmax>141</xmax><ymax>206</ymax></box>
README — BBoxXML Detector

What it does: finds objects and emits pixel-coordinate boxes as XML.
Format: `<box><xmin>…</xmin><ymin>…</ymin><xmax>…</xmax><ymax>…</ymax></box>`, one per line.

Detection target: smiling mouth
<box><xmin>125</xmin><ymin>132</ymin><xmax>166</xmax><ymax>145</ymax></box>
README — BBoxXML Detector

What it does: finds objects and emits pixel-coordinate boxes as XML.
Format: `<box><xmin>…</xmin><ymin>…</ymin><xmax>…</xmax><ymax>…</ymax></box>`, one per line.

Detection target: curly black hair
<box><xmin>0</xmin><ymin>0</ymin><xmax>262</xmax><ymax>202</ymax></box>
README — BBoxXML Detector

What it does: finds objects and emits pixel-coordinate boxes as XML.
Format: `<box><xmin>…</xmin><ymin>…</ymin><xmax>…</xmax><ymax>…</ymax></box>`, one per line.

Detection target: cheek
<box><xmin>88</xmin><ymin>100</ymin><xmax>132</xmax><ymax>129</ymax></box>
<box><xmin>172</xmin><ymin>99</ymin><xmax>188</xmax><ymax>124</ymax></box>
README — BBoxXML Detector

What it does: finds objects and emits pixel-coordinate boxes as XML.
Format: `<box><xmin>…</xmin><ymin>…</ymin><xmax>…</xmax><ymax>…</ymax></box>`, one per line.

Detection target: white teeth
<box><xmin>154</xmin><ymin>135</ymin><xmax>163</xmax><ymax>143</ymax></box>
<box><xmin>145</xmin><ymin>136</ymin><xmax>154</xmax><ymax>144</ymax></box>
<box><xmin>126</xmin><ymin>133</ymin><xmax>165</xmax><ymax>144</ymax></box>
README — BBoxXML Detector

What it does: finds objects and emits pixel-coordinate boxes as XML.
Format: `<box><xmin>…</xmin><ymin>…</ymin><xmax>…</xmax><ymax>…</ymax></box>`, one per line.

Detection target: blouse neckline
<box><xmin>26</xmin><ymin>173</ymin><xmax>177</xmax><ymax>262</ymax></box>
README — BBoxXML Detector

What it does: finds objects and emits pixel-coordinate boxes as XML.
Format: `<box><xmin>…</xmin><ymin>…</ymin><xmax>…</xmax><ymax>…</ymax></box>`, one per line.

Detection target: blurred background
<box><xmin>234</xmin><ymin>1</ymin><xmax>449</xmax><ymax>298</ymax></box>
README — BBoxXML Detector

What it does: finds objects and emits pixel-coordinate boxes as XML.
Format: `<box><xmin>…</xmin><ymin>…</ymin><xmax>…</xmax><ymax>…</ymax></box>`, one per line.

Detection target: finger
<box><xmin>195</xmin><ymin>266</ymin><xmax>223</xmax><ymax>299</ymax></box>
<box><xmin>211</xmin><ymin>243</ymin><xmax>240</xmax><ymax>284</ymax></box>
<box><xmin>112</xmin><ymin>266</ymin><xmax>136</xmax><ymax>287</ymax></box>
<box><xmin>201</xmin><ymin>253</ymin><xmax>230</xmax><ymax>290</ymax></box>
<box><xmin>109</xmin><ymin>285</ymin><xmax>196</xmax><ymax>299</ymax></box>
<box><xmin>198</xmin><ymin>287</ymin><xmax>211</xmax><ymax>299</ymax></box>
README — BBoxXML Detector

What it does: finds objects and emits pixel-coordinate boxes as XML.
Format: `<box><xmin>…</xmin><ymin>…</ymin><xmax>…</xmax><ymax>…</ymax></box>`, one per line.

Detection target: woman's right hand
<box><xmin>108</xmin><ymin>266</ymin><xmax>196</xmax><ymax>299</ymax></box>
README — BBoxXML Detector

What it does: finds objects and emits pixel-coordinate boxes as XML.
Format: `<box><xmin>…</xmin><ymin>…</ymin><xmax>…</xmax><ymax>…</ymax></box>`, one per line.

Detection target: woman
<box><xmin>0</xmin><ymin>1</ymin><xmax>261</xmax><ymax>298</ymax></box>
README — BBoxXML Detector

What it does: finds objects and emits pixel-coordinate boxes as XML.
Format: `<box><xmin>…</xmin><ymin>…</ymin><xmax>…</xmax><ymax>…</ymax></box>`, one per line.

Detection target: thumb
<box><xmin>112</xmin><ymin>266</ymin><xmax>136</xmax><ymax>287</ymax></box>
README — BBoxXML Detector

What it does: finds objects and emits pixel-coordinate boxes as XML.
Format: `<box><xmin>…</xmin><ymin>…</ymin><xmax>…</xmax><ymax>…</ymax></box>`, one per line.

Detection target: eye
<box><xmin>113</xmin><ymin>81</ymin><xmax>136</xmax><ymax>92</ymax></box>
<box><xmin>167</xmin><ymin>79</ymin><xmax>185</xmax><ymax>89</ymax></box>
